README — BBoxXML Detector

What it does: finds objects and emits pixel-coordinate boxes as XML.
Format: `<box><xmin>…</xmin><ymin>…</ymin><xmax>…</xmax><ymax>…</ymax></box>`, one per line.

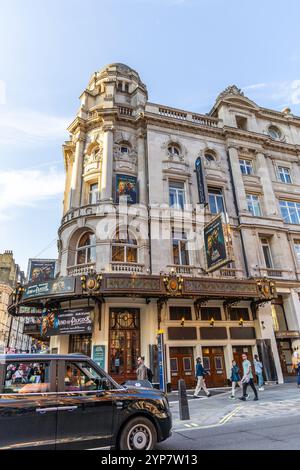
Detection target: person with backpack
<box><xmin>230</xmin><ymin>359</ymin><xmax>241</xmax><ymax>398</ymax></box>
<box><xmin>193</xmin><ymin>357</ymin><xmax>211</xmax><ymax>398</ymax></box>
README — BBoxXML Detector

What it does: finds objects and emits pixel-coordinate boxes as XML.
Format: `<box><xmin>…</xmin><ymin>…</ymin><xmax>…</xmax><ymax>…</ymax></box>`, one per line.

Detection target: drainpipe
<box><xmin>226</xmin><ymin>150</ymin><xmax>249</xmax><ymax>278</ymax></box>
<box><xmin>144</xmin><ymin>126</ymin><xmax>152</xmax><ymax>274</ymax></box>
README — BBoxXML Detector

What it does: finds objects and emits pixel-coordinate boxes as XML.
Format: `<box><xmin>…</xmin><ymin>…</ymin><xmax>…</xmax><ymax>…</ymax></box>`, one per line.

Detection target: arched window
<box><xmin>76</xmin><ymin>232</ymin><xmax>96</xmax><ymax>265</ymax></box>
<box><xmin>112</xmin><ymin>228</ymin><xmax>137</xmax><ymax>263</ymax></box>
<box><xmin>204</xmin><ymin>152</ymin><xmax>215</xmax><ymax>162</ymax></box>
<box><xmin>168</xmin><ymin>144</ymin><xmax>180</xmax><ymax>157</ymax></box>
<box><xmin>268</xmin><ymin>126</ymin><xmax>281</xmax><ymax>140</ymax></box>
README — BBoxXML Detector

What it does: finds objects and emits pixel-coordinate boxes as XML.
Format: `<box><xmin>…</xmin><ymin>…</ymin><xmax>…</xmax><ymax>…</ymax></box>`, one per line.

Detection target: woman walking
<box><xmin>230</xmin><ymin>360</ymin><xmax>241</xmax><ymax>399</ymax></box>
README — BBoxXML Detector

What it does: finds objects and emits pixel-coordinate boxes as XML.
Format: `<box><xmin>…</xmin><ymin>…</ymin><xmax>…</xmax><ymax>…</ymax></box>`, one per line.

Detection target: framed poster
<box><xmin>204</xmin><ymin>213</ymin><xmax>232</xmax><ymax>272</ymax></box>
<box><xmin>93</xmin><ymin>345</ymin><xmax>106</xmax><ymax>369</ymax></box>
<box><xmin>27</xmin><ymin>259</ymin><xmax>56</xmax><ymax>283</ymax></box>
<box><xmin>115</xmin><ymin>174</ymin><xmax>138</xmax><ymax>204</ymax></box>
<box><xmin>40</xmin><ymin>308</ymin><xmax>93</xmax><ymax>336</ymax></box>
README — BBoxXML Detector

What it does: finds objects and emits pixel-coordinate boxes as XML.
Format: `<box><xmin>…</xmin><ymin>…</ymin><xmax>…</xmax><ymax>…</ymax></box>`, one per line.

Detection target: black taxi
<box><xmin>0</xmin><ymin>354</ymin><xmax>172</xmax><ymax>450</ymax></box>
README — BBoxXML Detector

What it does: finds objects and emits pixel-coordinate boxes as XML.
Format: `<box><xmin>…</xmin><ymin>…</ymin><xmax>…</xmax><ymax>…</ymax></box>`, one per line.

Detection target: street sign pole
<box><xmin>157</xmin><ymin>329</ymin><xmax>166</xmax><ymax>393</ymax></box>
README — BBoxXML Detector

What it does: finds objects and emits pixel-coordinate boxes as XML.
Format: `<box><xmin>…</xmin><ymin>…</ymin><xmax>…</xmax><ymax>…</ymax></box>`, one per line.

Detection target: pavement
<box><xmin>167</xmin><ymin>382</ymin><xmax>300</xmax><ymax>432</ymax></box>
<box><xmin>156</xmin><ymin>383</ymin><xmax>300</xmax><ymax>449</ymax></box>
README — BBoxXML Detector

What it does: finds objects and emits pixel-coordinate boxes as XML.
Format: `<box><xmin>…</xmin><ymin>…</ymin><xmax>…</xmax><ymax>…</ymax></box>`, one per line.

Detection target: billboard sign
<box><xmin>204</xmin><ymin>213</ymin><xmax>232</xmax><ymax>272</ymax></box>
<box><xmin>115</xmin><ymin>174</ymin><xmax>138</xmax><ymax>204</ymax></box>
<box><xmin>195</xmin><ymin>156</ymin><xmax>208</xmax><ymax>205</ymax></box>
<box><xmin>27</xmin><ymin>259</ymin><xmax>56</xmax><ymax>283</ymax></box>
<box><xmin>40</xmin><ymin>308</ymin><xmax>93</xmax><ymax>337</ymax></box>
<box><xmin>23</xmin><ymin>277</ymin><xmax>75</xmax><ymax>300</ymax></box>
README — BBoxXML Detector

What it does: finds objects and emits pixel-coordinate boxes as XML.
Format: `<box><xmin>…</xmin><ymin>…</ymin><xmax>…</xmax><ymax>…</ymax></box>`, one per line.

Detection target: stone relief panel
<box><xmin>113</xmin><ymin>131</ymin><xmax>138</xmax><ymax>173</ymax></box>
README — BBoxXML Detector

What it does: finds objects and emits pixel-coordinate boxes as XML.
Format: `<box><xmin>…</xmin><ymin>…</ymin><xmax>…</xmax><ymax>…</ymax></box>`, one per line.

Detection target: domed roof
<box><xmin>99</xmin><ymin>62</ymin><xmax>141</xmax><ymax>80</ymax></box>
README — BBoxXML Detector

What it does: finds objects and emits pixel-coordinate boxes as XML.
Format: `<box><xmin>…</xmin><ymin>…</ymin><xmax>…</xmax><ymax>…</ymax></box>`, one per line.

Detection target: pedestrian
<box><xmin>297</xmin><ymin>361</ymin><xmax>300</xmax><ymax>389</ymax></box>
<box><xmin>136</xmin><ymin>356</ymin><xmax>148</xmax><ymax>381</ymax></box>
<box><xmin>194</xmin><ymin>357</ymin><xmax>211</xmax><ymax>398</ymax></box>
<box><xmin>254</xmin><ymin>354</ymin><xmax>264</xmax><ymax>391</ymax></box>
<box><xmin>230</xmin><ymin>360</ymin><xmax>241</xmax><ymax>398</ymax></box>
<box><xmin>239</xmin><ymin>353</ymin><xmax>258</xmax><ymax>401</ymax></box>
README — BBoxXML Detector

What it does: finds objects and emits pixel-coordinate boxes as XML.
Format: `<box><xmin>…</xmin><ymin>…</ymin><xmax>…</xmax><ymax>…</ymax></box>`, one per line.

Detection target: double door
<box><xmin>169</xmin><ymin>347</ymin><xmax>195</xmax><ymax>390</ymax></box>
<box><xmin>202</xmin><ymin>347</ymin><xmax>226</xmax><ymax>388</ymax></box>
<box><xmin>232</xmin><ymin>346</ymin><xmax>254</xmax><ymax>380</ymax></box>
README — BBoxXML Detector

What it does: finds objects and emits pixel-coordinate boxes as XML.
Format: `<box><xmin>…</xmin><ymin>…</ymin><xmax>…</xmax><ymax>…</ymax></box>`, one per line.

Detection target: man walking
<box><xmin>136</xmin><ymin>356</ymin><xmax>148</xmax><ymax>381</ymax></box>
<box><xmin>239</xmin><ymin>353</ymin><xmax>258</xmax><ymax>401</ymax></box>
<box><xmin>194</xmin><ymin>357</ymin><xmax>211</xmax><ymax>398</ymax></box>
<box><xmin>254</xmin><ymin>354</ymin><xmax>264</xmax><ymax>391</ymax></box>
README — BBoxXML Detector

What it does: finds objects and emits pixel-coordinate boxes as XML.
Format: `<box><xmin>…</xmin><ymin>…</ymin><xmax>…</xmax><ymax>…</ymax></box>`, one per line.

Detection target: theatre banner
<box><xmin>27</xmin><ymin>259</ymin><xmax>56</xmax><ymax>283</ymax></box>
<box><xmin>23</xmin><ymin>277</ymin><xmax>75</xmax><ymax>300</ymax></box>
<box><xmin>115</xmin><ymin>174</ymin><xmax>138</xmax><ymax>204</ymax></box>
<box><xmin>204</xmin><ymin>213</ymin><xmax>232</xmax><ymax>272</ymax></box>
<box><xmin>41</xmin><ymin>308</ymin><xmax>93</xmax><ymax>336</ymax></box>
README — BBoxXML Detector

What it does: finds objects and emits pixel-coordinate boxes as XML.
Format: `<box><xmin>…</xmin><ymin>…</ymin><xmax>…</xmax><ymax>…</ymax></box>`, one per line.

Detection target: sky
<box><xmin>1</xmin><ymin>0</ymin><xmax>300</xmax><ymax>273</ymax></box>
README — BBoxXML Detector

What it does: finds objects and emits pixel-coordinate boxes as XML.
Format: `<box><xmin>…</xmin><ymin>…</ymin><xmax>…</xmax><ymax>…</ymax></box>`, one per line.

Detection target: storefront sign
<box><xmin>195</xmin><ymin>156</ymin><xmax>208</xmax><ymax>205</ymax></box>
<box><xmin>23</xmin><ymin>277</ymin><xmax>75</xmax><ymax>300</ymax></box>
<box><xmin>157</xmin><ymin>330</ymin><xmax>166</xmax><ymax>392</ymax></box>
<box><xmin>41</xmin><ymin>308</ymin><xmax>92</xmax><ymax>336</ymax></box>
<box><xmin>115</xmin><ymin>174</ymin><xmax>138</xmax><ymax>204</ymax></box>
<box><xmin>93</xmin><ymin>345</ymin><xmax>106</xmax><ymax>369</ymax></box>
<box><xmin>204</xmin><ymin>214</ymin><xmax>231</xmax><ymax>272</ymax></box>
<box><xmin>27</xmin><ymin>258</ymin><xmax>57</xmax><ymax>283</ymax></box>
<box><xmin>275</xmin><ymin>330</ymin><xmax>300</xmax><ymax>339</ymax></box>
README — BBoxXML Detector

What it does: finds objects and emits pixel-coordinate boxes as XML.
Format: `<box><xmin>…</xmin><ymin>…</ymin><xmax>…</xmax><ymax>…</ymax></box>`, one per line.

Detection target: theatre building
<box><xmin>9</xmin><ymin>63</ymin><xmax>300</xmax><ymax>388</ymax></box>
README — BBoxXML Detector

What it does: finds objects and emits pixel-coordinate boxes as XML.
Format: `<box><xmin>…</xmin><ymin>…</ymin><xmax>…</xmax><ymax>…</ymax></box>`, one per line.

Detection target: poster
<box><xmin>27</xmin><ymin>259</ymin><xmax>56</xmax><ymax>283</ymax></box>
<box><xmin>115</xmin><ymin>174</ymin><xmax>138</xmax><ymax>204</ymax></box>
<box><xmin>41</xmin><ymin>308</ymin><xmax>93</xmax><ymax>336</ymax></box>
<box><xmin>204</xmin><ymin>214</ymin><xmax>231</xmax><ymax>272</ymax></box>
<box><xmin>23</xmin><ymin>277</ymin><xmax>75</xmax><ymax>300</ymax></box>
<box><xmin>93</xmin><ymin>345</ymin><xmax>106</xmax><ymax>369</ymax></box>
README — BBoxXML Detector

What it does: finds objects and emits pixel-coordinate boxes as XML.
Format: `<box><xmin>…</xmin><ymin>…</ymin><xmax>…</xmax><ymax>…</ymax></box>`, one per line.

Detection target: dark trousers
<box><xmin>242</xmin><ymin>378</ymin><xmax>258</xmax><ymax>398</ymax></box>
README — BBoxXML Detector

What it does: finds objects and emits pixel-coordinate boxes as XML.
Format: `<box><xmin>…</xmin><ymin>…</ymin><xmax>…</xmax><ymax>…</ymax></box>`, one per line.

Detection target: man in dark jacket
<box><xmin>194</xmin><ymin>357</ymin><xmax>211</xmax><ymax>398</ymax></box>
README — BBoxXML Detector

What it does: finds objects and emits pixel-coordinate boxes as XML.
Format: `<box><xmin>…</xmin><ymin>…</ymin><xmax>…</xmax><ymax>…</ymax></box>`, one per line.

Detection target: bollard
<box><xmin>178</xmin><ymin>379</ymin><xmax>190</xmax><ymax>420</ymax></box>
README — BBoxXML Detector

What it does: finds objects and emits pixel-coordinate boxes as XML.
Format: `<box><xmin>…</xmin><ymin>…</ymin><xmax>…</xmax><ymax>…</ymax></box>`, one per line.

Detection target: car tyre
<box><xmin>118</xmin><ymin>416</ymin><xmax>157</xmax><ymax>450</ymax></box>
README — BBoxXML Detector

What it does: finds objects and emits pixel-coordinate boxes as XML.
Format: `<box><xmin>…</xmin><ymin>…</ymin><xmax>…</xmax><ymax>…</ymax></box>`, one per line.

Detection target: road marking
<box><xmin>219</xmin><ymin>406</ymin><xmax>242</xmax><ymax>425</ymax></box>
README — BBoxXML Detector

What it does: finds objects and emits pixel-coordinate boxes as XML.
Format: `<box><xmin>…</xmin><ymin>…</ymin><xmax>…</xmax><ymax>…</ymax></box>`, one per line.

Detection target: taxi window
<box><xmin>2</xmin><ymin>362</ymin><xmax>50</xmax><ymax>394</ymax></box>
<box><xmin>64</xmin><ymin>362</ymin><xmax>113</xmax><ymax>392</ymax></box>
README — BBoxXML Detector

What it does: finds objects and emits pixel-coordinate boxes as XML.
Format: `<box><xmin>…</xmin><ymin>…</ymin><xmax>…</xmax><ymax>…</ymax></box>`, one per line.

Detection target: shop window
<box><xmin>76</xmin><ymin>232</ymin><xmax>96</xmax><ymax>265</ymax></box>
<box><xmin>2</xmin><ymin>361</ymin><xmax>50</xmax><ymax>394</ymax></box>
<box><xmin>230</xmin><ymin>307</ymin><xmax>250</xmax><ymax>321</ymax></box>
<box><xmin>200</xmin><ymin>307</ymin><xmax>222</xmax><ymax>321</ymax></box>
<box><xmin>112</xmin><ymin>228</ymin><xmax>138</xmax><ymax>263</ymax></box>
<box><xmin>169</xmin><ymin>306</ymin><xmax>192</xmax><ymax>321</ymax></box>
<box><xmin>69</xmin><ymin>334</ymin><xmax>92</xmax><ymax>357</ymax></box>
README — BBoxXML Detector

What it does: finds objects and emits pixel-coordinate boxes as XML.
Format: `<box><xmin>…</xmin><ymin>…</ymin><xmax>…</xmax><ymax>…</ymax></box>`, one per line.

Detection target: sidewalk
<box><xmin>169</xmin><ymin>382</ymin><xmax>300</xmax><ymax>431</ymax></box>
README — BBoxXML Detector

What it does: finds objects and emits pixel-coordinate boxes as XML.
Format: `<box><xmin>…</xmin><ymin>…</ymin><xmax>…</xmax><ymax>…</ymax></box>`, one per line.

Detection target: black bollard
<box><xmin>178</xmin><ymin>379</ymin><xmax>190</xmax><ymax>420</ymax></box>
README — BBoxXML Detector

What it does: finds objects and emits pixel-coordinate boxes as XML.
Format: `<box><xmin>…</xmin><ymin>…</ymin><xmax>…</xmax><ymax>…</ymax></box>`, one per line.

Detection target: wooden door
<box><xmin>169</xmin><ymin>347</ymin><xmax>195</xmax><ymax>390</ymax></box>
<box><xmin>202</xmin><ymin>346</ymin><xmax>226</xmax><ymax>388</ymax></box>
<box><xmin>232</xmin><ymin>346</ymin><xmax>254</xmax><ymax>380</ymax></box>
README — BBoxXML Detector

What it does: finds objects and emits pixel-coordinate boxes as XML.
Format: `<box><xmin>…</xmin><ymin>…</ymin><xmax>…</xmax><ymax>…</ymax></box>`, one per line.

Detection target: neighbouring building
<box><xmin>9</xmin><ymin>63</ymin><xmax>300</xmax><ymax>388</ymax></box>
<box><xmin>0</xmin><ymin>251</ymin><xmax>31</xmax><ymax>353</ymax></box>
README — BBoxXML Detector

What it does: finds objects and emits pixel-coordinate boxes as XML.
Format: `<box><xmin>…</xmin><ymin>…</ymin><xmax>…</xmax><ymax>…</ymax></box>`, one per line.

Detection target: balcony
<box><xmin>218</xmin><ymin>268</ymin><xmax>245</xmax><ymax>279</ymax></box>
<box><xmin>146</xmin><ymin>103</ymin><xmax>221</xmax><ymax>128</ymax></box>
<box><xmin>256</xmin><ymin>267</ymin><xmax>297</xmax><ymax>280</ymax></box>
<box><xmin>110</xmin><ymin>262</ymin><xmax>144</xmax><ymax>274</ymax></box>
<box><xmin>167</xmin><ymin>264</ymin><xmax>196</xmax><ymax>275</ymax></box>
<box><xmin>67</xmin><ymin>263</ymin><xmax>96</xmax><ymax>276</ymax></box>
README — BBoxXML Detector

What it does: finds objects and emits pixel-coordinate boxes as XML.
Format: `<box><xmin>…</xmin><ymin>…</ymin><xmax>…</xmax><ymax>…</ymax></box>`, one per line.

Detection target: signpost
<box><xmin>93</xmin><ymin>345</ymin><xmax>106</xmax><ymax>369</ymax></box>
<box><xmin>157</xmin><ymin>329</ymin><xmax>166</xmax><ymax>393</ymax></box>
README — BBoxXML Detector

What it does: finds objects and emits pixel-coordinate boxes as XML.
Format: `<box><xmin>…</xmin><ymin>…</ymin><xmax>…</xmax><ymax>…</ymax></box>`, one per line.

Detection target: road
<box><xmin>156</xmin><ymin>413</ymin><xmax>300</xmax><ymax>450</ymax></box>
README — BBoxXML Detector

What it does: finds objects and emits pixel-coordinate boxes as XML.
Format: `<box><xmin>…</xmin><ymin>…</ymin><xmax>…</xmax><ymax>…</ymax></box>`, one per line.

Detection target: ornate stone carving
<box><xmin>217</xmin><ymin>85</ymin><xmax>245</xmax><ymax>100</ymax></box>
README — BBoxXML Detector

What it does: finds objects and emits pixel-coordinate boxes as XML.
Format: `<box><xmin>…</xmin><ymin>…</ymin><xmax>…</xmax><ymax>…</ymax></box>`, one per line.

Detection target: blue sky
<box><xmin>1</xmin><ymin>0</ymin><xmax>300</xmax><ymax>273</ymax></box>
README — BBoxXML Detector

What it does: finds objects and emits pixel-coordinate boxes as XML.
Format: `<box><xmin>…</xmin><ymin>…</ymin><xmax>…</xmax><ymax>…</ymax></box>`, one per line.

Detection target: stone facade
<box><xmin>46</xmin><ymin>64</ymin><xmax>300</xmax><ymax>387</ymax></box>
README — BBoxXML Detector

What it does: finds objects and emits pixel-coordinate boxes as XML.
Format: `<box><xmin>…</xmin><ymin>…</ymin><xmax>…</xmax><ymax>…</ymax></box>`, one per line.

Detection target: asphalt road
<box><xmin>156</xmin><ymin>413</ymin><xmax>300</xmax><ymax>450</ymax></box>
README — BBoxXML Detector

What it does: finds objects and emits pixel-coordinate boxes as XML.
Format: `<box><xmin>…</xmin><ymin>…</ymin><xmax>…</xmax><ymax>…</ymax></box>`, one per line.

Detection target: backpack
<box><xmin>147</xmin><ymin>367</ymin><xmax>153</xmax><ymax>382</ymax></box>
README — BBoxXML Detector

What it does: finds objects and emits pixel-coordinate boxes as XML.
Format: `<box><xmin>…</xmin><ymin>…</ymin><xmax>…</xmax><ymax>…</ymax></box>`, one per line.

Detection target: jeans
<box><xmin>242</xmin><ymin>378</ymin><xmax>258</xmax><ymax>398</ymax></box>
<box><xmin>194</xmin><ymin>376</ymin><xmax>210</xmax><ymax>396</ymax></box>
<box><xmin>256</xmin><ymin>372</ymin><xmax>264</xmax><ymax>388</ymax></box>
<box><xmin>231</xmin><ymin>381</ymin><xmax>241</xmax><ymax>396</ymax></box>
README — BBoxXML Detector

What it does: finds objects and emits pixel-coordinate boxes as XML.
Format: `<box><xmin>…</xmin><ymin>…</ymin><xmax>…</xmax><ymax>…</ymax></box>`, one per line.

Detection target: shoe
<box><xmin>258</xmin><ymin>387</ymin><xmax>264</xmax><ymax>391</ymax></box>
<box><xmin>239</xmin><ymin>397</ymin><xmax>246</xmax><ymax>401</ymax></box>
<box><xmin>253</xmin><ymin>397</ymin><xmax>258</xmax><ymax>401</ymax></box>
<box><xmin>207</xmin><ymin>393</ymin><xmax>212</xmax><ymax>397</ymax></box>
<box><xmin>193</xmin><ymin>395</ymin><xmax>199</xmax><ymax>398</ymax></box>
<box><xmin>245</xmin><ymin>394</ymin><xmax>249</xmax><ymax>400</ymax></box>
<box><xmin>230</xmin><ymin>395</ymin><xmax>235</xmax><ymax>399</ymax></box>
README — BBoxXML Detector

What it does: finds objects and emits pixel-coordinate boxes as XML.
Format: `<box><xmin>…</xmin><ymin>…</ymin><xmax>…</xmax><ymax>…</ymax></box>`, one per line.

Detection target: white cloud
<box><xmin>0</xmin><ymin>167</ymin><xmax>65</xmax><ymax>220</ymax></box>
<box><xmin>243</xmin><ymin>80</ymin><xmax>300</xmax><ymax>109</ymax></box>
<box><xmin>0</xmin><ymin>107</ymin><xmax>70</xmax><ymax>146</ymax></box>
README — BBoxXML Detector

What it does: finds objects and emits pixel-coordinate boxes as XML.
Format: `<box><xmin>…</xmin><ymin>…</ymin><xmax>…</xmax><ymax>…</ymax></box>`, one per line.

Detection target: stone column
<box><xmin>227</xmin><ymin>146</ymin><xmax>248</xmax><ymax>214</ymax></box>
<box><xmin>100</xmin><ymin>126</ymin><xmax>114</xmax><ymax>202</ymax></box>
<box><xmin>70</xmin><ymin>135</ymin><xmax>85</xmax><ymax>208</ymax></box>
<box><xmin>137</xmin><ymin>130</ymin><xmax>147</xmax><ymax>205</ymax></box>
<box><xmin>256</xmin><ymin>152</ymin><xmax>278</xmax><ymax>217</ymax></box>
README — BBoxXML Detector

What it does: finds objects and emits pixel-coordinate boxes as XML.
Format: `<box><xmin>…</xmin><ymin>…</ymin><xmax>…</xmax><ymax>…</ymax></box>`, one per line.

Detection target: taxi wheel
<box><xmin>118</xmin><ymin>416</ymin><xmax>157</xmax><ymax>450</ymax></box>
